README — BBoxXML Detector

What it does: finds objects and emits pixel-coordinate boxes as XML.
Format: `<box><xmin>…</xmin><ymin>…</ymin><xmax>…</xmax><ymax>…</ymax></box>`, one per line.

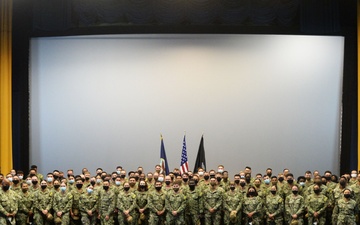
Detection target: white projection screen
<box><xmin>30</xmin><ymin>34</ymin><xmax>344</xmax><ymax>177</ymax></box>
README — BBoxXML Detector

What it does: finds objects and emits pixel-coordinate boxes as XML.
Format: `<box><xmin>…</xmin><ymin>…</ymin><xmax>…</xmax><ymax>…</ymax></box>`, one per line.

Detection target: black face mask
<box><xmin>340</xmin><ymin>181</ymin><xmax>346</xmax><ymax>186</ymax></box>
<box><xmin>292</xmin><ymin>190</ymin><xmax>298</xmax><ymax>195</ymax></box>
<box><xmin>120</xmin><ymin>175</ymin><xmax>126</xmax><ymax>178</ymax></box>
<box><xmin>230</xmin><ymin>186</ymin><xmax>235</xmax><ymax>191</ymax></box>
<box><xmin>2</xmin><ymin>185</ymin><xmax>10</xmax><ymax>191</ymax></box>
<box><xmin>248</xmin><ymin>191</ymin><xmax>255</xmax><ymax>196</ymax></box>
<box><xmin>13</xmin><ymin>180</ymin><xmax>20</xmax><ymax>185</ymax></box>
<box><xmin>189</xmin><ymin>176</ymin><xmax>193</xmax><ymax>180</ymax></box>
<box><xmin>41</xmin><ymin>185</ymin><xmax>47</xmax><ymax>190</ymax></box>
<box><xmin>245</xmin><ymin>177</ymin><xmax>251</xmax><ymax>182</ymax></box>
<box><xmin>183</xmin><ymin>178</ymin><xmax>188</xmax><ymax>183</ymax></box>
<box><xmin>278</xmin><ymin>177</ymin><xmax>284</xmax><ymax>182</ymax></box>
<box><xmin>314</xmin><ymin>189</ymin><xmax>321</xmax><ymax>194</ymax></box>
<box><xmin>189</xmin><ymin>185</ymin><xmax>195</xmax><ymax>191</ymax></box>
<box><xmin>165</xmin><ymin>181</ymin><xmax>171</xmax><ymax>185</ymax></box>
<box><xmin>216</xmin><ymin>177</ymin><xmax>222</xmax><ymax>182</ymax></box>
<box><xmin>101</xmin><ymin>176</ymin><xmax>106</xmax><ymax>180</ymax></box>
<box><xmin>270</xmin><ymin>190</ymin><xmax>276</xmax><ymax>195</ymax></box>
<box><xmin>90</xmin><ymin>181</ymin><xmax>96</xmax><ymax>186</ymax></box>
<box><xmin>267</xmin><ymin>173</ymin><xmax>272</xmax><ymax>177</ymax></box>
<box><xmin>32</xmin><ymin>180</ymin><xmax>38</xmax><ymax>185</ymax></box>
<box><xmin>112</xmin><ymin>177</ymin><xmax>116</xmax><ymax>181</ymax></box>
<box><xmin>325</xmin><ymin>176</ymin><xmax>331</xmax><ymax>181</ymax></box>
<box><xmin>173</xmin><ymin>173</ymin><xmax>179</xmax><ymax>177</ymax></box>
<box><xmin>76</xmin><ymin>184</ymin><xmax>83</xmax><ymax>189</ymax></box>
<box><xmin>134</xmin><ymin>177</ymin><xmax>139</xmax><ymax>181</ymax></box>
<box><xmin>240</xmin><ymin>182</ymin><xmax>246</xmax><ymax>187</ymax></box>
<box><xmin>155</xmin><ymin>186</ymin><xmax>162</xmax><ymax>191</ymax></box>
<box><xmin>287</xmin><ymin>179</ymin><xmax>294</xmax><ymax>184</ymax></box>
<box><xmin>103</xmin><ymin>186</ymin><xmax>109</xmax><ymax>191</ymax></box>
<box><xmin>53</xmin><ymin>175</ymin><xmax>59</xmax><ymax>180</ymax></box>
<box><xmin>54</xmin><ymin>185</ymin><xmax>60</xmax><ymax>189</ymax></box>
<box><xmin>194</xmin><ymin>180</ymin><xmax>199</xmax><ymax>185</ymax></box>
<box><xmin>85</xmin><ymin>177</ymin><xmax>90</xmax><ymax>181</ymax></box>
<box><xmin>344</xmin><ymin>193</ymin><xmax>351</xmax><ymax>199</ymax></box>
<box><xmin>234</xmin><ymin>180</ymin><xmax>240</xmax><ymax>184</ymax></box>
<box><xmin>140</xmin><ymin>185</ymin><xmax>146</xmax><ymax>189</ymax></box>
<box><xmin>204</xmin><ymin>176</ymin><xmax>210</xmax><ymax>181</ymax></box>
<box><xmin>210</xmin><ymin>174</ymin><xmax>215</xmax><ymax>179</ymax></box>
<box><xmin>124</xmin><ymin>187</ymin><xmax>130</xmax><ymax>192</ymax></box>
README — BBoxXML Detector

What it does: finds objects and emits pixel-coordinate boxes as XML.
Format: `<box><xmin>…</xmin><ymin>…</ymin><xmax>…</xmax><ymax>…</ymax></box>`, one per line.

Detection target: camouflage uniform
<box><xmin>135</xmin><ymin>191</ymin><xmax>149</xmax><ymax>225</ymax></box>
<box><xmin>98</xmin><ymin>189</ymin><xmax>116</xmax><ymax>225</ymax></box>
<box><xmin>223</xmin><ymin>190</ymin><xmax>242</xmax><ymax>225</ymax></box>
<box><xmin>70</xmin><ymin>188</ymin><xmax>85</xmax><ymax>222</ymax></box>
<box><xmin>305</xmin><ymin>193</ymin><xmax>328</xmax><ymax>225</ymax></box>
<box><xmin>0</xmin><ymin>189</ymin><xmax>18</xmax><ymax>225</ymax></box>
<box><xmin>147</xmin><ymin>190</ymin><xmax>166</xmax><ymax>225</ymax></box>
<box><xmin>53</xmin><ymin>191</ymin><xmax>73</xmax><ymax>225</ymax></box>
<box><xmin>165</xmin><ymin>191</ymin><xmax>186</xmax><ymax>225</ymax></box>
<box><xmin>243</xmin><ymin>196</ymin><xmax>263</xmax><ymax>225</ymax></box>
<box><xmin>265</xmin><ymin>194</ymin><xmax>283</xmax><ymax>225</ymax></box>
<box><xmin>203</xmin><ymin>187</ymin><xmax>224</xmax><ymax>225</ymax></box>
<box><xmin>33</xmin><ymin>188</ymin><xmax>54</xmax><ymax>225</ymax></box>
<box><xmin>285</xmin><ymin>194</ymin><xmax>305</xmax><ymax>225</ymax></box>
<box><xmin>332</xmin><ymin>198</ymin><xmax>358</xmax><ymax>225</ymax></box>
<box><xmin>79</xmin><ymin>191</ymin><xmax>98</xmax><ymax>225</ymax></box>
<box><xmin>186</xmin><ymin>188</ymin><xmax>204</xmax><ymax>225</ymax></box>
<box><xmin>116</xmin><ymin>191</ymin><xmax>137</xmax><ymax>225</ymax></box>
<box><xmin>16</xmin><ymin>191</ymin><xmax>34</xmax><ymax>225</ymax></box>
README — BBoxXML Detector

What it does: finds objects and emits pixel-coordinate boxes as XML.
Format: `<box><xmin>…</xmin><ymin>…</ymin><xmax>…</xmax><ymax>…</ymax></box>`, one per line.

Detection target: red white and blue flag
<box><xmin>180</xmin><ymin>135</ymin><xmax>189</xmax><ymax>175</ymax></box>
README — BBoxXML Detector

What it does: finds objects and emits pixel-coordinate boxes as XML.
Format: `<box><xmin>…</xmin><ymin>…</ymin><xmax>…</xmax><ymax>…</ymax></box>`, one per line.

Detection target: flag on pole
<box><xmin>160</xmin><ymin>134</ymin><xmax>169</xmax><ymax>175</ymax></box>
<box><xmin>193</xmin><ymin>135</ymin><xmax>206</xmax><ymax>172</ymax></box>
<box><xmin>180</xmin><ymin>135</ymin><xmax>189</xmax><ymax>175</ymax></box>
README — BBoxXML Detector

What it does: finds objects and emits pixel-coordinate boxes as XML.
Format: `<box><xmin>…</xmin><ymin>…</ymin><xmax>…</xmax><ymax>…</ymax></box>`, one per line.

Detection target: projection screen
<box><xmin>29</xmin><ymin>34</ymin><xmax>344</xmax><ymax>177</ymax></box>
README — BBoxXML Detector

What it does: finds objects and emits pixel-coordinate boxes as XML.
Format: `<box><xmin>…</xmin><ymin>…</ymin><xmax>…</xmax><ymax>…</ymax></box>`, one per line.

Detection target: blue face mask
<box><xmin>69</xmin><ymin>180</ymin><xmax>75</xmax><ymax>184</ymax></box>
<box><xmin>115</xmin><ymin>181</ymin><xmax>121</xmax><ymax>186</ymax></box>
<box><xmin>96</xmin><ymin>179</ymin><xmax>102</xmax><ymax>184</ymax></box>
<box><xmin>116</xmin><ymin>170</ymin><xmax>121</xmax><ymax>175</ymax></box>
<box><xmin>60</xmin><ymin>187</ymin><xmax>66</xmax><ymax>192</ymax></box>
<box><xmin>47</xmin><ymin>177</ymin><xmax>53</xmax><ymax>182</ymax></box>
<box><xmin>299</xmin><ymin>182</ymin><xmax>305</xmax><ymax>187</ymax></box>
<box><xmin>264</xmin><ymin>179</ymin><xmax>270</xmax><ymax>184</ymax></box>
<box><xmin>87</xmin><ymin>188</ymin><xmax>93</xmax><ymax>194</ymax></box>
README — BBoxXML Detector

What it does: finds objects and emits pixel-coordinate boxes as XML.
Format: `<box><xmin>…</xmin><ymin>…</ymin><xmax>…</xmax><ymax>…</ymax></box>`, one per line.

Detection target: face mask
<box><xmin>173</xmin><ymin>173</ymin><xmax>179</xmax><ymax>177</ymax></box>
<box><xmin>18</xmin><ymin>176</ymin><xmax>23</xmax><ymax>180</ymax></box>
<box><xmin>230</xmin><ymin>186</ymin><xmax>235</xmax><ymax>191</ymax></box>
<box><xmin>22</xmin><ymin>188</ymin><xmax>28</xmax><ymax>193</ymax></box>
<box><xmin>90</xmin><ymin>181</ymin><xmax>96</xmax><ymax>186</ymax></box>
<box><xmin>60</xmin><ymin>187</ymin><xmax>66</xmax><ymax>192</ymax></box>
<box><xmin>189</xmin><ymin>185</ymin><xmax>195</xmax><ymax>191</ymax></box>
<box><xmin>30</xmin><ymin>174</ymin><xmax>36</xmax><ymax>177</ymax></box>
<box><xmin>13</xmin><ymin>180</ymin><xmax>20</xmax><ymax>185</ymax></box>
<box><xmin>53</xmin><ymin>175</ymin><xmax>59</xmax><ymax>180</ymax></box>
<box><xmin>183</xmin><ymin>178</ymin><xmax>188</xmax><ymax>182</ymax></box>
<box><xmin>240</xmin><ymin>176</ymin><xmax>245</xmax><ymax>179</ymax></box>
<box><xmin>234</xmin><ymin>180</ymin><xmax>240</xmax><ymax>184</ymax></box>
<box><xmin>270</xmin><ymin>190</ymin><xmax>276</xmax><ymax>195</ymax></box>
<box><xmin>148</xmin><ymin>178</ymin><xmax>153</xmax><ymax>182</ymax></box>
<box><xmin>54</xmin><ymin>185</ymin><xmax>60</xmax><ymax>189</ymax></box>
<box><xmin>264</xmin><ymin>179</ymin><xmax>270</xmax><ymax>185</ymax></box>
<box><xmin>194</xmin><ymin>180</ymin><xmax>199</xmax><ymax>185</ymax></box>
<box><xmin>47</xmin><ymin>177</ymin><xmax>53</xmax><ymax>182</ymax></box>
<box><xmin>140</xmin><ymin>185</ymin><xmax>146</xmax><ymax>189</ymax></box>
<box><xmin>76</xmin><ymin>184</ymin><xmax>83</xmax><ymax>189</ymax></box>
<box><xmin>120</xmin><ymin>174</ymin><xmax>126</xmax><ymax>178</ymax></box>
<box><xmin>129</xmin><ymin>182</ymin><xmax>135</xmax><ymax>187</ymax></box>
<box><xmin>154</xmin><ymin>186</ymin><xmax>161</xmax><ymax>191</ymax></box>
<box><xmin>41</xmin><ymin>185</ymin><xmax>47</xmax><ymax>190</ymax></box>
<box><xmin>267</xmin><ymin>173</ymin><xmax>272</xmax><ymax>177</ymax></box>
<box><xmin>255</xmin><ymin>183</ymin><xmax>261</xmax><ymax>188</ymax></box>
<box><xmin>157</xmin><ymin>177</ymin><xmax>164</xmax><ymax>182</ymax></box>
<box><xmin>218</xmin><ymin>169</ymin><xmax>224</xmax><ymax>173</ymax></box>
<box><xmin>112</xmin><ymin>177</ymin><xmax>116</xmax><ymax>181</ymax></box>
<box><xmin>32</xmin><ymin>180</ymin><xmax>38</xmax><ymax>185</ymax></box>
<box><xmin>292</xmin><ymin>190</ymin><xmax>298</xmax><ymax>195</ymax></box>
<box><xmin>216</xmin><ymin>177</ymin><xmax>222</xmax><ymax>182</ymax></box>
<box><xmin>351</xmin><ymin>174</ymin><xmax>357</xmax><ymax>178</ymax></box>
<box><xmin>96</xmin><ymin>179</ymin><xmax>102</xmax><ymax>184</ymax></box>
<box><xmin>344</xmin><ymin>193</ymin><xmax>351</xmax><ymax>199</ymax></box>
<box><xmin>69</xmin><ymin>180</ymin><xmax>75</xmax><ymax>184</ymax></box>
<box><xmin>340</xmin><ymin>181</ymin><xmax>346</xmax><ymax>186</ymax></box>
<box><xmin>278</xmin><ymin>177</ymin><xmax>284</xmax><ymax>182</ymax></box>
<box><xmin>314</xmin><ymin>189</ymin><xmax>321</xmax><ymax>194</ymax></box>
<box><xmin>240</xmin><ymin>182</ymin><xmax>246</xmax><ymax>187</ymax></box>
<box><xmin>204</xmin><ymin>176</ymin><xmax>209</xmax><ymax>181</ymax></box>
<box><xmin>299</xmin><ymin>182</ymin><xmax>305</xmax><ymax>187</ymax></box>
<box><xmin>325</xmin><ymin>176</ymin><xmax>331</xmax><ymax>181</ymax></box>
<box><xmin>287</xmin><ymin>179</ymin><xmax>294</xmax><ymax>184</ymax></box>
<box><xmin>7</xmin><ymin>178</ymin><xmax>13</xmax><ymax>182</ymax></box>
<box><xmin>87</xmin><ymin>188</ymin><xmax>93</xmax><ymax>194</ymax></box>
<box><xmin>165</xmin><ymin>181</ymin><xmax>171</xmax><ymax>185</ymax></box>
<box><xmin>134</xmin><ymin>176</ymin><xmax>139</xmax><ymax>181</ymax></box>
<box><xmin>85</xmin><ymin>177</ymin><xmax>90</xmax><ymax>181</ymax></box>
<box><xmin>248</xmin><ymin>191</ymin><xmax>255</xmax><ymax>196</ymax></box>
<box><xmin>198</xmin><ymin>172</ymin><xmax>204</xmax><ymax>176</ymax></box>
<box><xmin>173</xmin><ymin>188</ymin><xmax>179</xmax><ymax>192</ymax></box>
<box><xmin>245</xmin><ymin>177</ymin><xmax>251</xmax><ymax>182</ymax></box>
<box><xmin>26</xmin><ymin>180</ymin><xmax>32</xmax><ymax>185</ymax></box>
<box><xmin>101</xmin><ymin>176</ymin><xmax>106</xmax><ymax>180</ymax></box>
<box><xmin>2</xmin><ymin>185</ymin><xmax>10</xmax><ymax>191</ymax></box>
<box><xmin>103</xmin><ymin>186</ymin><xmax>109</xmax><ymax>191</ymax></box>
<box><xmin>210</xmin><ymin>174</ymin><xmax>215</xmax><ymax>179</ymax></box>
<box><xmin>115</xmin><ymin>181</ymin><xmax>121</xmax><ymax>186</ymax></box>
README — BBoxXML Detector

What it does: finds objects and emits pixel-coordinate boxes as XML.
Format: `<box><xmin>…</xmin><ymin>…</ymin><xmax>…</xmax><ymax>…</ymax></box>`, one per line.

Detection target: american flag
<box><xmin>180</xmin><ymin>135</ymin><xmax>189</xmax><ymax>175</ymax></box>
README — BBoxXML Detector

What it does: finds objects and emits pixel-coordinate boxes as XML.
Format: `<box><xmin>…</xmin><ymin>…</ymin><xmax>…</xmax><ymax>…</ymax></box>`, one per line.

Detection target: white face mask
<box><xmin>198</xmin><ymin>172</ymin><xmax>204</xmax><ymax>176</ymax></box>
<box><xmin>351</xmin><ymin>174</ymin><xmax>357</xmax><ymax>178</ymax></box>
<box><xmin>18</xmin><ymin>176</ymin><xmax>23</xmax><ymax>180</ymax></box>
<box><xmin>157</xmin><ymin>177</ymin><xmax>164</xmax><ymax>182</ymax></box>
<box><xmin>218</xmin><ymin>169</ymin><xmax>224</xmax><ymax>173</ymax></box>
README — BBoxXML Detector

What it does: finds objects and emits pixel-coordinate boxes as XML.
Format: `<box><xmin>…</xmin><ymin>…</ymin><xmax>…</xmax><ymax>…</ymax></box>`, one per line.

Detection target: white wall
<box><xmin>29</xmin><ymin>34</ymin><xmax>344</xmax><ymax>177</ymax></box>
